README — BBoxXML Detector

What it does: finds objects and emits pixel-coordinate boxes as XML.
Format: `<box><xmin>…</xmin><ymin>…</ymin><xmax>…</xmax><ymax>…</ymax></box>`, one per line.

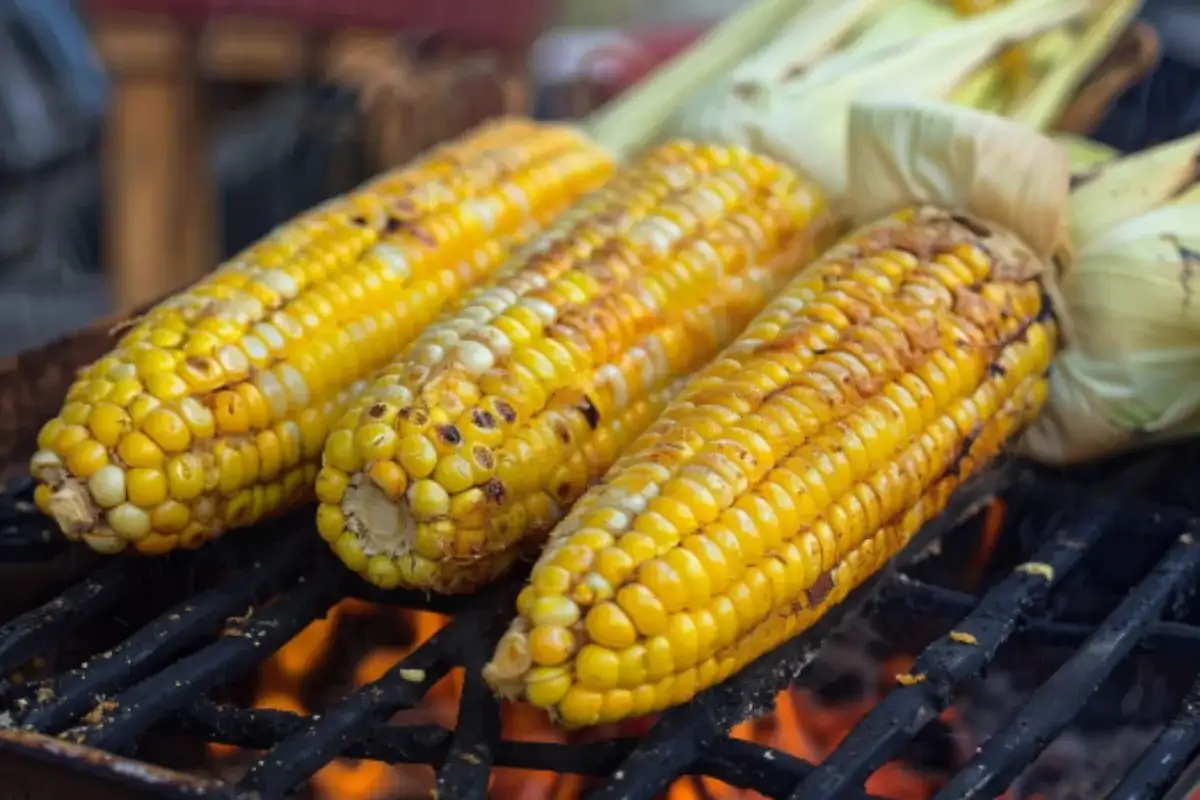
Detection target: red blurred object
<box><xmin>80</xmin><ymin>0</ymin><xmax>555</xmax><ymax>51</ymax></box>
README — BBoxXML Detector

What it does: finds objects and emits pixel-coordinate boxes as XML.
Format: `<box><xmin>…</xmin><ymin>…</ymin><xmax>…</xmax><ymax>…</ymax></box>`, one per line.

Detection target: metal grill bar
<box><xmin>1106</xmin><ymin>676</ymin><xmax>1200</xmax><ymax>800</ymax></box>
<box><xmin>0</xmin><ymin>479</ymin><xmax>65</xmax><ymax>561</ymax></box>
<box><xmin>74</xmin><ymin>569</ymin><xmax>341</xmax><ymax>751</ymax></box>
<box><xmin>236</xmin><ymin>580</ymin><xmax>517</xmax><ymax>796</ymax></box>
<box><xmin>930</xmin><ymin>534</ymin><xmax>1200</xmax><ymax>800</ymax></box>
<box><xmin>435</xmin><ymin>651</ymin><xmax>504</xmax><ymax>799</ymax></box>
<box><xmin>0</xmin><ymin>557</ymin><xmax>131</xmax><ymax>677</ymax></box>
<box><xmin>787</xmin><ymin>497</ymin><xmax>1129</xmax><ymax>800</ymax></box>
<box><xmin>13</xmin><ymin>535</ymin><xmax>312</xmax><ymax>734</ymax></box>
<box><xmin>882</xmin><ymin>581</ymin><xmax>1200</xmax><ymax>658</ymax></box>
<box><xmin>691</xmin><ymin>739</ymin><xmax>880</xmax><ymax>800</ymax></box>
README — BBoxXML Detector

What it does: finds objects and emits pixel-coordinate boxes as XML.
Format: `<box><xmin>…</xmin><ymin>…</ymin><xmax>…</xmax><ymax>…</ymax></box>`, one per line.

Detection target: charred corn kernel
<box><xmin>486</xmin><ymin>206</ymin><xmax>1056</xmax><ymax>726</ymax></box>
<box><xmin>327</xmin><ymin>140</ymin><xmax>834</xmax><ymax>592</ymax></box>
<box><xmin>31</xmin><ymin>118</ymin><xmax>614</xmax><ymax>552</ymax></box>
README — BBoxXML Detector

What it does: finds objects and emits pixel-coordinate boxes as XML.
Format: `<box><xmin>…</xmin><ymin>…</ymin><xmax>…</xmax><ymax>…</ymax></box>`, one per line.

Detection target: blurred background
<box><xmin>0</xmin><ymin>0</ymin><xmax>1196</xmax><ymax>359</ymax></box>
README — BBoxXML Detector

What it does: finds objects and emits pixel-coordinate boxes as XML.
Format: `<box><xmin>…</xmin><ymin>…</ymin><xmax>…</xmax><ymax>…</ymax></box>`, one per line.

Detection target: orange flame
<box><xmin>207</xmin><ymin>610</ymin><xmax>975</xmax><ymax>799</ymax></box>
<box><xmin>210</xmin><ymin>499</ymin><xmax>1014</xmax><ymax>798</ymax></box>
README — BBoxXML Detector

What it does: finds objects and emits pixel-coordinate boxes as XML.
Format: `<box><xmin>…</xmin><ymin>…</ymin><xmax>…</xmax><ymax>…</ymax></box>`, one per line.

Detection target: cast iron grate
<box><xmin>0</xmin><ymin>448</ymin><xmax>1198</xmax><ymax>800</ymax></box>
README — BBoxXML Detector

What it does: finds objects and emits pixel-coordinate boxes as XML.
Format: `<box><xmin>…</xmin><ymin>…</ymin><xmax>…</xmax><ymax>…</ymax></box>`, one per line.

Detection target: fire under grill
<box><xmin>1</xmin><ymin>446</ymin><xmax>1199</xmax><ymax>800</ymax></box>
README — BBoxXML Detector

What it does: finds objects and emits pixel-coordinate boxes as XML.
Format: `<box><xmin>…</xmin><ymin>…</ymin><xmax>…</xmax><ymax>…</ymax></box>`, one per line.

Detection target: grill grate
<box><xmin>1</xmin><ymin>449</ymin><xmax>1199</xmax><ymax>799</ymax></box>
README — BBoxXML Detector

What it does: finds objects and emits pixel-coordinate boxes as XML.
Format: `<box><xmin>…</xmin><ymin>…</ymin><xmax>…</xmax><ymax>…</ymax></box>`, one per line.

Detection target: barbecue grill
<box><xmin>1</xmin><ymin>439</ymin><xmax>1198</xmax><ymax>799</ymax></box>
<box><xmin>1</xmin><ymin>17</ymin><xmax>1198</xmax><ymax>796</ymax></box>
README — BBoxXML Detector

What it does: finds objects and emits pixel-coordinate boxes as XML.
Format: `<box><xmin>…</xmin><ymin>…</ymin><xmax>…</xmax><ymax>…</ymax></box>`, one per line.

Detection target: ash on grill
<box><xmin>1</xmin><ymin>445</ymin><xmax>1199</xmax><ymax>800</ymax></box>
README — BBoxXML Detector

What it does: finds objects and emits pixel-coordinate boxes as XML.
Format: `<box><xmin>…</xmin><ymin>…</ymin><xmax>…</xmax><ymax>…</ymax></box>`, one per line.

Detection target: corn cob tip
<box><xmin>339</xmin><ymin>476</ymin><xmax>415</xmax><ymax>555</ymax></box>
<box><xmin>482</xmin><ymin>624</ymin><xmax>533</xmax><ymax>697</ymax></box>
<box><xmin>31</xmin><ymin>451</ymin><xmax>96</xmax><ymax>530</ymax></box>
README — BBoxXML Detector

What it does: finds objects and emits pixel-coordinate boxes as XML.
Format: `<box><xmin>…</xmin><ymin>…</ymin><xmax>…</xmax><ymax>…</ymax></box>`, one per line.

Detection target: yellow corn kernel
<box><xmin>323</xmin><ymin>140</ymin><xmax>834</xmax><ymax>592</ymax></box>
<box><xmin>31</xmin><ymin>118</ymin><xmax>615</xmax><ymax>552</ymax></box>
<box><xmin>485</xmin><ymin>206</ymin><xmax>1056</xmax><ymax>726</ymax></box>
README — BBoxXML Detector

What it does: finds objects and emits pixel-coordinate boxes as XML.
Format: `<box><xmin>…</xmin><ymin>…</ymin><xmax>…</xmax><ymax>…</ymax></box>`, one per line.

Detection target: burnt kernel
<box><xmin>384</xmin><ymin>217</ymin><xmax>403</xmax><ymax>234</ymax></box>
<box><xmin>470</xmin><ymin>409</ymin><xmax>497</xmax><ymax>430</ymax></box>
<box><xmin>952</xmin><ymin>214</ymin><xmax>992</xmax><ymax>239</ymax></box>
<box><xmin>471</xmin><ymin>445</ymin><xmax>494</xmax><ymax>470</ymax></box>
<box><xmin>806</xmin><ymin>572</ymin><xmax>835</xmax><ymax>607</ymax></box>
<box><xmin>493</xmin><ymin>400</ymin><xmax>517</xmax><ymax>425</ymax></box>
<box><xmin>555</xmin><ymin>481</ymin><xmax>575</xmax><ymax>502</ymax></box>
<box><xmin>552</xmin><ymin>419</ymin><xmax>572</xmax><ymax>445</ymax></box>
<box><xmin>578</xmin><ymin>396</ymin><xmax>601</xmax><ymax>429</ymax></box>
<box><xmin>401</xmin><ymin>404</ymin><xmax>430</xmax><ymax>426</ymax></box>
<box><xmin>436</xmin><ymin>425</ymin><xmax>463</xmax><ymax>447</ymax></box>
<box><xmin>489</xmin><ymin>400</ymin><xmax>518</xmax><ymax>424</ymax></box>
<box><xmin>367</xmin><ymin>403</ymin><xmax>389</xmax><ymax>419</ymax></box>
<box><xmin>350</xmin><ymin>215</ymin><xmax>368</xmax><ymax>226</ymax></box>
<box><xmin>987</xmin><ymin>363</ymin><xmax>1007</xmax><ymax>378</ymax></box>
<box><xmin>482</xmin><ymin>478</ymin><xmax>506</xmax><ymax>505</ymax></box>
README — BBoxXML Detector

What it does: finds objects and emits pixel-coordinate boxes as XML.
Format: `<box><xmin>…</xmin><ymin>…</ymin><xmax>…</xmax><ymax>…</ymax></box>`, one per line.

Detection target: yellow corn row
<box><xmin>314</xmin><ymin>141</ymin><xmax>836</xmax><ymax>593</ymax></box>
<box><xmin>484</xmin><ymin>206</ymin><xmax>1056</xmax><ymax>726</ymax></box>
<box><xmin>30</xmin><ymin>119</ymin><xmax>614</xmax><ymax>555</ymax></box>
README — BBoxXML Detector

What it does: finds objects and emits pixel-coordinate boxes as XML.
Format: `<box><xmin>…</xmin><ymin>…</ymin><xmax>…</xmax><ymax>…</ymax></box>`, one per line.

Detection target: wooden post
<box><xmin>94</xmin><ymin>17</ymin><xmax>215</xmax><ymax>313</ymax></box>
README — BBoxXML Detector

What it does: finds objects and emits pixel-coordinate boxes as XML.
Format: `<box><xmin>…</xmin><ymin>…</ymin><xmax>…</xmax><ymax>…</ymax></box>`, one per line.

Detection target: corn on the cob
<box><xmin>483</xmin><ymin>98</ymin><xmax>1069</xmax><ymax>727</ymax></box>
<box><xmin>315</xmin><ymin>142</ymin><xmax>835</xmax><ymax>592</ymax></box>
<box><xmin>485</xmin><ymin>206</ymin><xmax>1056</xmax><ymax>725</ymax></box>
<box><xmin>29</xmin><ymin>119</ymin><xmax>614</xmax><ymax>555</ymax></box>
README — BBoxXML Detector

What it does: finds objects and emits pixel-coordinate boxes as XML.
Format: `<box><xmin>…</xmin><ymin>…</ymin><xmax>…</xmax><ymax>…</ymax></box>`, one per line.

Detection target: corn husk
<box><xmin>1019</xmin><ymin>133</ymin><xmax>1200</xmax><ymax>464</ymax></box>
<box><xmin>581</xmin><ymin>0</ymin><xmax>817</xmax><ymax>158</ymax></box>
<box><xmin>844</xmin><ymin>98</ymin><xmax>1070</xmax><ymax>265</ymax></box>
<box><xmin>667</xmin><ymin>0</ymin><xmax>1090</xmax><ymax>200</ymax></box>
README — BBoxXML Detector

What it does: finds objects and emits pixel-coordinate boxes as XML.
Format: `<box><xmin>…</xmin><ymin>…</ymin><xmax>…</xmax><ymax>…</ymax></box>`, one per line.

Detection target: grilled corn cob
<box><xmin>315</xmin><ymin>142</ymin><xmax>835</xmax><ymax>592</ymax></box>
<box><xmin>484</xmin><ymin>100</ymin><xmax>1069</xmax><ymax>726</ymax></box>
<box><xmin>29</xmin><ymin>119</ymin><xmax>614</xmax><ymax>555</ymax></box>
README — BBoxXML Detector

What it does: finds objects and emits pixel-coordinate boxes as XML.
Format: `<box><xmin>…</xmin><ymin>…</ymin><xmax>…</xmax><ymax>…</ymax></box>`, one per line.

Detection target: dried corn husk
<box><xmin>1019</xmin><ymin>133</ymin><xmax>1200</xmax><ymax>463</ymax></box>
<box><xmin>845</xmin><ymin>99</ymin><xmax>1070</xmax><ymax>263</ymax></box>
